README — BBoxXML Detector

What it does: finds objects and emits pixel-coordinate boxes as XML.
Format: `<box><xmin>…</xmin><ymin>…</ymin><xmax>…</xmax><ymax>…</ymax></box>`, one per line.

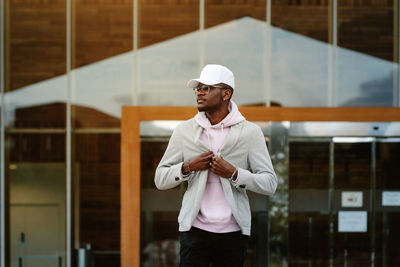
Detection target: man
<box><xmin>155</xmin><ymin>64</ymin><xmax>277</xmax><ymax>267</ymax></box>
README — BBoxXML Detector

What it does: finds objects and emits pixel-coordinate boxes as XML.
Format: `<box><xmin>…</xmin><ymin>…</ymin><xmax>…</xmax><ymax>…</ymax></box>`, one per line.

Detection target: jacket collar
<box><xmin>192</xmin><ymin>119</ymin><xmax>245</xmax><ymax>155</ymax></box>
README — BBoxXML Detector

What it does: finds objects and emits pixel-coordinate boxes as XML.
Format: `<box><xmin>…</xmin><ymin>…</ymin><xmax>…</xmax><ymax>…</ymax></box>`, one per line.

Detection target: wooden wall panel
<box><xmin>289</xmin><ymin>142</ymin><xmax>330</xmax><ymax>189</ymax></box>
<box><xmin>272</xmin><ymin>0</ymin><xmax>329</xmax><ymax>42</ymax></box>
<box><xmin>8</xmin><ymin>0</ymin><xmax>66</xmax><ymax>91</ymax></box>
<box><xmin>338</xmin><ymin>0</ymin><xmax>394</xmax><ymax>61</ymax></box>
<box><xmin>139</xmin><ymin>0</ymin><xmax>199</xmax><ymax>48</ymax></box>
<box><xmin>80</xmin><ymin>162</ymin><xmax>121</xmax><ymax>250</ymax></box>
<box><xmin>206</xmin><ymin>0</ymin><xmax>266</xmax><ymax>28</ymax></box>
<box><xmin>73</xmin><ymin>0</ymin><xmax>133</xmax><ymax>68</ymax></box>
<box><xmin>7</xmin><ymin>0</ymin><xmax>396</xmax><ymax>92</ymax></box>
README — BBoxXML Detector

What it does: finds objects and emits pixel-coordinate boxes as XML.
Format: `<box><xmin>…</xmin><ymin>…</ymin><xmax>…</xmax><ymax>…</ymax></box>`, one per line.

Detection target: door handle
<box><xmin>19</xmin><ymin>232</ymin><xmax>25</xmax><ymax>246</ymax></box>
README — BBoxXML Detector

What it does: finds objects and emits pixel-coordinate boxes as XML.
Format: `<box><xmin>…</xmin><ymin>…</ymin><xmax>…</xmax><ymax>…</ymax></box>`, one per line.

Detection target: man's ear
<box><xmin>223</xmin><ymin>89</ymin><xmax>232</xmax><ymax>100</ymax></box>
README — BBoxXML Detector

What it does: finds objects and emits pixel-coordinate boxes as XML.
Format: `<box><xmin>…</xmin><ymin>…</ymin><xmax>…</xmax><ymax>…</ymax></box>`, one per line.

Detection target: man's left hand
<box><xmin>210</xmin><ymin>156</ymin><xmax>236</xmax><ymax>178</ymax></box>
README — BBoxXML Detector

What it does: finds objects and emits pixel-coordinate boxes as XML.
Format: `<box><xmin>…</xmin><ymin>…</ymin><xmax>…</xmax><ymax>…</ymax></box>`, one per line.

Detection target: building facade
<box><xmin>1</xmin><ymin>0</ymin><xmax>400</xmax><ymax>266</ymax></box>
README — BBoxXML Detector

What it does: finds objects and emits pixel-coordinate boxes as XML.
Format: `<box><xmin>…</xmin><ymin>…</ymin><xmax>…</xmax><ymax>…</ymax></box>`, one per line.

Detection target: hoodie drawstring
<box><xmin>205</xmin><ymin>124</ymin><xmax>224</xmax><ymax>155</ymax></box>
<box><xmin>206</xmin><ymin>129</ymin><xmax>212</xmax><ymax>152</ymax></box>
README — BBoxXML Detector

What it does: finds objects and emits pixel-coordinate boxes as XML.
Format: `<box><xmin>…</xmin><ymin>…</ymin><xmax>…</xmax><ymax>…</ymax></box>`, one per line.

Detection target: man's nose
<box><xmin>196</xmin><ymin>90</ymin><xmax>206</xmax><ymax>96</ymax></box>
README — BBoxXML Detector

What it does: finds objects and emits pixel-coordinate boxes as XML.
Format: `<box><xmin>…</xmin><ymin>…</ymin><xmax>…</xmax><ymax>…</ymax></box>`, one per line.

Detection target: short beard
<box><xmin>197</xmin><ymin>106</ymin><xmax>207</xmax><ymax>112</ymax></box>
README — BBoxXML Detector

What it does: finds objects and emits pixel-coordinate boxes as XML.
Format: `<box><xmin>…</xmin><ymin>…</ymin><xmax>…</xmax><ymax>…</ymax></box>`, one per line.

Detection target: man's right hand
<box><xmin>183</xmin><ymin>151</ymin><xmax>214</xmax><ymax>174</ymax></box>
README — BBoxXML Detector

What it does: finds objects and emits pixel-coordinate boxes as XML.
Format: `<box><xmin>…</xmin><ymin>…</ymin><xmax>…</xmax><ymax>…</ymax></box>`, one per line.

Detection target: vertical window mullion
<box><xmin>66</xmin><ymin>0</ymin><xmax>72</xmax><ymax>266</ymax></box>
<box><xmin>0</xmin><ymin>0</ymin><xmax>5</xmax><ymax>263</ymax></box>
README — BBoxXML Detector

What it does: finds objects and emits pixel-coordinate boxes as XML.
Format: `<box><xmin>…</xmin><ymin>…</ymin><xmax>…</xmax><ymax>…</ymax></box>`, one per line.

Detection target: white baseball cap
<box><xmin>187</xmin><ymin>64</ymin><xmax>235</xmax><ymax>89</ymax></box>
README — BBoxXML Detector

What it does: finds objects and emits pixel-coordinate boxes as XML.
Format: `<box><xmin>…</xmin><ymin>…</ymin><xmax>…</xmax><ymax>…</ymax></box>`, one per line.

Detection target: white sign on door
<box><xmin>342</xmin><ymin>191</ymin><xmax>363</xmax><ymax>207</ymax></box>
<box><xmin>338</xmin><ymin>211</ymin><xmax>367</xmax><ymax>232</ymax></box>
<box><xmin>382</xmin><ymin>191</ymin><xmax>400</xmax><ymax>206</ymax></box>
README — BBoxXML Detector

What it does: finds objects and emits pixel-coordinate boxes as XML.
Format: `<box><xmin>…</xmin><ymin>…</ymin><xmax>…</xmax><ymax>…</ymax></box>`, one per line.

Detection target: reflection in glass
<box><xmin>4</xmin><ymin>83</ymin><xmax>67</xmax><ymax>129</ymax></box>
<box><xmin>140</xmin><ymin>140</ymin><xmax>180</xmax><ymax>267</ymax></box>
<box><xmin>376</xmin><ymin>142</ymin><xmax>400</xmax><ymax>267</ymax></box>
<box><xmin>5</xmin><ymin>1</ymin><xmax>68</xmax><ymax>259</ymax></box>
<box><xmin>73</xmin><ymin>0</ymin><xmax>133</xmax><ymax>69</ymax></box>
<box><xmin>205</xmin><ymin>0</ymin><xmax>266</xmax><ymax>28</ymax></box>
<box><xmin>139</xmin><ymin>0</ymin><xmax>199</xmax><ymax>48</ymax></box>
<box><xmin>336</xmin><ymin>0</ymin><xmax>395</xmax><ymax>107</ymax></box>
<box><xmin>4</xmin><ymin>0</ymin><xmax>67</xmax><ymax>128</ymax></box>
<box><xmin>270</xmin><ymin>27</ymin><xmax>329</xmax><ymax>107</ymax></box>
<box><xmin>8</xmin><ymin>133</ymin><xmax>66</xmax><ymax>267</ymax></box>
<box><xmin>338</xmin><ymin>0</ymin><xmax>394</xmax><ymax>61</ymax></box>
<box><xmin>140</xmin><ymin>137</ymin><xmax>274</xmax><ymax>266</ymax></box>
<box><xmin>7</xmin><ymin>14</ymin><xmax>395</xmax><ymax>111</ymax></box>
<box><xmin>137</xmin><ymin>17</ymin><xmax>267</xmax><ymax>106</ymax></box>
<box><xmin>335</xmin><ymin>143</ymin><xmax>371</xmax><ymax>190</ymax></box>
<box><xmin>71</xmin><ymin>56</ymin><xmax>131</xmax><ymax>128</ymax></box>
<box><xmin>336</xmin><ymin>47</ymin><xmax>396</xmax><ymax>107</ymax></box>
<box><xmin>71</xmin><ymin>0</ymin><xmax>133</xmax><ymax>128</ymax></box>
<box><xmin>272</xmin><ymin>0</ymin><xmax>329</xmax><ymax>42</ymax></box>
<box><xmin>334</xmin><ymin>142</ymin><xmax>372</xmax><ymax>266</ymax></box>
<box><xmin>74</xmin><ymin>133</ymin><xmax>120</xmax><ymax>267</ymax></box>
<box><xmin>7</xmin><ymin>0</ymin><xmax>66</xmax><ymax>91</ymax></box>
<box><xmin>289</xmin><ymin>142</ymin><xmax>330</xmax><ymax>266</ymax></box>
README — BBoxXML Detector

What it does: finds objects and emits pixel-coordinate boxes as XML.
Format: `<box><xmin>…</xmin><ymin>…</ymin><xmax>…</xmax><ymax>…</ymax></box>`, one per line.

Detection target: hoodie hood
<box><xmin>194</xmin><ymin>100</ymin><xmax>245</xmax><ymax>129</ymax></box>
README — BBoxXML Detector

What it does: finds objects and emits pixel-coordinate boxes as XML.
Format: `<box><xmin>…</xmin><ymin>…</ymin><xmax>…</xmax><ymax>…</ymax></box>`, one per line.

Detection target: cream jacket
<box><xmin>155</xmin><ymin>119</ymin><xmax>277</xmax><ymax>235</ymax></box>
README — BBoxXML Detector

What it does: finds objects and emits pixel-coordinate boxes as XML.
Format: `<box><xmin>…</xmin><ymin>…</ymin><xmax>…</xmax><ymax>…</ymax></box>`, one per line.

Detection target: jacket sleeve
<box><xmin>232</xmin><ymin>126</ymin><xmax>278</xmax><ymax>195</ymax></box>
<box><xmin>154</xmin><ymin>126</ymin><xmax>190</xmax><ymax>190</ymax></box>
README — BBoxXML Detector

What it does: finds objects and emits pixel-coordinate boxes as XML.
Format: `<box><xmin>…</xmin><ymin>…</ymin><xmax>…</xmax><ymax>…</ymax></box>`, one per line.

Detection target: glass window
<box><xmin>73</xmin><ymin>0</ymin><xmax>133</xmax><ymax>68</ymax></box>
<box><xmin>140</xmin><ymin>139</ymin><xmax>181</xmax><ymax>266</ymax></box>
<box><xmin>376</xmin><ymin>142</ymin><xmax>400</xmax><ymax>267</ymax></box>
<box><xmin>136</xmin><ymin>16</ymin><xmax>268</xmax><ymax>106</ymax></box>
<box><xmin>289</xmin><ymin>213</ymin><xmax>330</xmax><ymax>266</ymax></box>
<box><xmin>335</xmin><ymin>48</ymin><xmax>395</xmax><ymax>107</ymax></box>
<box><xmin>5</xmin><ymin>1</ymin><xmax>68</xmax><ymax>265</ymax></box>
<box><xmin>139</xmin><ymin>0</ymin><xmax>199</xmax><ymax>48</ymax></box>
<box><xmin>270</xmin><ymin>0</ymin><xmax>330</xmax><ymax>107</ymax></box>
<box><xmin>205</xmin><ymin>0</ymin><xmax>266</xmax><ymax>28</ymax></box>
<box><xmin>136</xmin><ymin>0</ymin><xmax>199</xmax><ymax>106</ymax></box>
<box><xmin>70</xmin><ymin>61</ymin><xmax>130</xmax><ymax>129</ymax></box>
<box><xmin>336</xmin><ymin>0</ymin><xmax>395</xmax><ymax>107</ymax></box>
<box><xmin>7</xmin><ymin>0</ymin><xmax>66</xmax><ymax>91</ymax></box>
<box><xmin>8</xmin><ymin>133</ymin><xmax>66</xmax><ymax>267</ymax></box>
<box><xmin>271</xmin><ymin>0</ymin><xmax>329</xmax><ymax>43</ymax></box>
<box><xmin>74</xmin><ymin>133</ymin><xmax>121</xmax><ymax>265</ymax></box>
<box><xmin>338</xmin><ymin>0</ymin><xmax>394</xmax><ymax>62</ymax></box>
<box><xmin>140</xmin><ymin>134</ymin><xmax>274</xmax><ymax>266</ymax></box>
<box><xmin>270</xmin><ymin>27</ymin><xmax>329</xmax><ymax>107</ymax></box>
<box><xmin>5</xmin><ymin>0</ymin><xmax>67</xmax><ymax>128</ymax></box>
<box><xmin>334</xmin><ymin>142</ymin><xmax>372</xmax><ymax>266</ymax></box>
<box><xmin>290</xmin><ymin>142</ymin><xmax>330</xmax><ymax>190</ymax></box>
<box><xmin>335</xmin><ymin>143</ymin><xmax>371</xmax><ymax>190</ymax></box>
<box><xmin>71</xmin><ymin>0</ymin><xmax>133</xmax><ymax>128</ymax></box>
<box><xmin>289</xmin><ymin>142</ymin><xmax>330</xmax><ymax>265</ymax></box>
<box><xmin>376</xmin><ymin>142</ymin><xmax>400</xmax><ymax>190</ymax></box>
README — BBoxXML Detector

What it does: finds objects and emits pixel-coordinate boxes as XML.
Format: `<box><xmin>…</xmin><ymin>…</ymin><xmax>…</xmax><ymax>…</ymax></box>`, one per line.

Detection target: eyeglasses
<box><xmin>193</xmin><ymin>85</ymin><xmax>227</xmax><ymax>95</ymax></box>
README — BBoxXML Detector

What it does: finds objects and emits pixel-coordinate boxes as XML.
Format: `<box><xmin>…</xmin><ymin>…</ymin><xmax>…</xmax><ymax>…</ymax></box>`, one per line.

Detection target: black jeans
<box><xmin>179</xmin><ymin>227</ymin><xmax>249</xmax><ymax>267</ymax></box>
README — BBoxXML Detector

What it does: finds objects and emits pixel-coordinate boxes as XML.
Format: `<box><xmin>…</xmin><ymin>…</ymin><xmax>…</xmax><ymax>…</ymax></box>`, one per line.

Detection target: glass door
<box><xmin>288</xmin><ymin>140</ymin><xmax>331</xmax><ymax>266</ymax></box>
<box><xmin>333</xmin><ymin>140</ymin><xmax>373</xmax><ymax>266</ymax></box>
<box><xmin>288</xmin><ymin>137</ymin><xmax>400</xmax><ymax>267</ymax></box>
<box><xmin>376</xmin><ymin>141</ymin><xmax>400</xmax><ymax>267</ymax></box>
<box><xmin>139</xmin><ymin>122</ymin><xmax>272</xmax><ymax>267</ymax></box>
<box><xmin>138</xmin><ymin>121</ymin><xmax>400</xmax><ymax>267</ymax></box>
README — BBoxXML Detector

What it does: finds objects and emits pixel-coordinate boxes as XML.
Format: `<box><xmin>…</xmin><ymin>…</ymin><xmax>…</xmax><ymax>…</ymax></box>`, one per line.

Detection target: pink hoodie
<box><xmin>192</xmin><ymin>101</ymin><xmax>245</xmax><ymax>233</ymax></box>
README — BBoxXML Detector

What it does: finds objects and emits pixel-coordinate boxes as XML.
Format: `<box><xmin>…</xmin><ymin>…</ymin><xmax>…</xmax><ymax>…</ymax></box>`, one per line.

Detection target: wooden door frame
<box><xmin>121</xmin><ymin>106</ymin><xmax>400</xmax><ymax>267</ymax></box>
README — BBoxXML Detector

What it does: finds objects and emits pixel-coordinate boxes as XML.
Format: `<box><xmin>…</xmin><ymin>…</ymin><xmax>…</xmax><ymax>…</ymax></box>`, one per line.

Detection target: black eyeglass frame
<box><xmin>193</xmin><ymin>84</ymin><xmax>230</xmax><ymax>94</ymax></box>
